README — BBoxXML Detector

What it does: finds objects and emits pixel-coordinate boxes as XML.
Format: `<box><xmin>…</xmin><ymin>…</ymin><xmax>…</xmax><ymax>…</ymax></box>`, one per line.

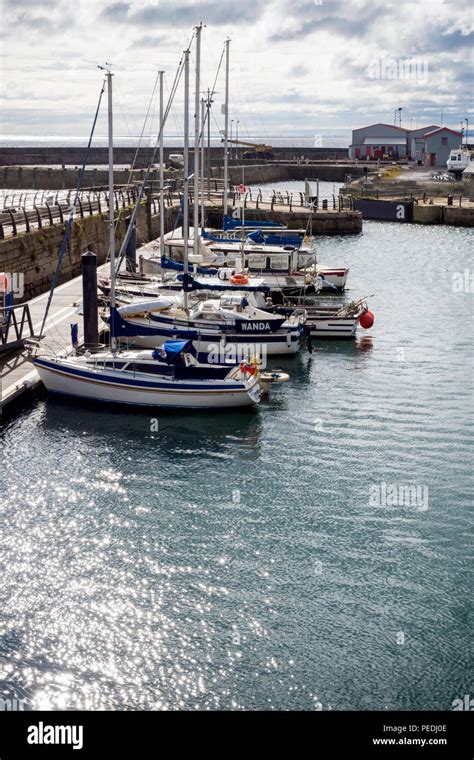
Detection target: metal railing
<box><xmin>1</xmin><ymin>303</ymin><xmax>35</xmax><ymax>352</ymax></box>
<box><xmin>229</xmin><ymin>187</ymin><xmax>355</xmax><ymax>212</ymax></box>
<box><xmin>0</xmin><ymin>185</ymin><xmax>182</xmax><ymax>239</ymax></box>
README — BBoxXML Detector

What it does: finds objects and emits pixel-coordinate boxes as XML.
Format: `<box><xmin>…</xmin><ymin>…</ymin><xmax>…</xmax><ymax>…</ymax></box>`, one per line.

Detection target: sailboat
<box><xmin>33</xmin><ymin>57</ymin><xmax>264</xmax><ymax>409</ymax></box>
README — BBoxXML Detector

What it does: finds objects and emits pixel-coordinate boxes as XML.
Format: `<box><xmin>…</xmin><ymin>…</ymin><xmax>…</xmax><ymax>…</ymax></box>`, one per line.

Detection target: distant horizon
<box><xmin>0</xmin><ymin>125</ymin><xmax>470</xmax><ymax>151</ymax></box>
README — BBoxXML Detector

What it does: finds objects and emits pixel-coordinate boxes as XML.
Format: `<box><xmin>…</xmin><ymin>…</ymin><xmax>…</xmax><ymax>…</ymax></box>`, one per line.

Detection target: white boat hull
<box><xmin>316</xmin><ymin>267</ymin><xmax>348</xmax><ymax>291</ymax></box>
<box><xmin>308</xmin><ymin>318</ymin><xmax>358</xmax><ymax>338</ymax></box>
<box><xmin>35</xmin><ymin>358</ymin><xmax>261</xmax><ymax>409</ymax></box>
<box><xmin>119</xmin><ymin>332</ymin><xmax>302</xmax><ymax>355</ymax></box>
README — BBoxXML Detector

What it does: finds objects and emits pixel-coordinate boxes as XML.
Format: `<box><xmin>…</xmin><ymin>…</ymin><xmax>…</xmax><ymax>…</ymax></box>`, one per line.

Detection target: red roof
<box><xmin>353</xmin><ymin>122</ymin><xmax>407</xmax><ymax>134</ymax></box>
<box><xmin>422</xmin><ymin>127</ymin><xmax>463</xmax><ymax>139</ymax></box>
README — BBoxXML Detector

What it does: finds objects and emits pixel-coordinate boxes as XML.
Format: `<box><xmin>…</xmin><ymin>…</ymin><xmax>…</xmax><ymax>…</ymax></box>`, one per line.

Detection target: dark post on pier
<box><xmin>125</xmin><ymin>215</ymin><xmax>137</xmax><ymax>271</ymax></box>
<box><xmin>82</xmin><ymin>251</ymin><xmax>99</xmax><ymax>350</ymax></box>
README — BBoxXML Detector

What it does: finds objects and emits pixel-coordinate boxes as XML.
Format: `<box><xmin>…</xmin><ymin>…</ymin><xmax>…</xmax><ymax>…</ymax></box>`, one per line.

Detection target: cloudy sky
<box><xmin>0</xmin><ymin>0</ymin><xmax>472</xmax><ymax>143</ymax></box>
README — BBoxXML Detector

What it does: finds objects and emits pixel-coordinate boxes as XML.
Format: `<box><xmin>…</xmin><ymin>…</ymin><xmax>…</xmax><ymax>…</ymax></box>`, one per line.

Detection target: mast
<box><xmin>183</xmin><ymin>48</ymin><xmax>190</xmax><ymax>312</ymax></box>
<box><xmin>107</xmin><ymin>66</ymin><xmax>116</xmax><ymax>352</ymax></box>
<box><xmin>193</xmin><ymin>23</ymin><xmax>202</xmax><ymax>255</ymax></box>
<box><xmin>223</xmin><ymin>38</ymin><xmax>230</xmax><ymax>217</ymax></box>
<box><xmin>207</xmin><ymin>88</ymin><xmax>212</xmax><ymax>200</ymax></box>
<box><xmin>159</xmin><ymin>70</ymin><xmax>165</xmax><ymax>259</ymax></box>
<box><xmin>200</xmin><ymin>97</ymin><xmax>206</xmax><ymax>228</ymax></box>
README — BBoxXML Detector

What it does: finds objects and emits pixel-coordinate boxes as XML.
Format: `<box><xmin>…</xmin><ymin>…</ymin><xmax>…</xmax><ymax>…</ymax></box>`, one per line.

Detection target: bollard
<box><xmin>125</xmin><ymin>216</ymin><xmax>137</xmax><ymax>271</ymax></box>
<box><xmin>82</xmin><ymin>251</ymin><xmax>99</xmax><ymax>351</ymax></box>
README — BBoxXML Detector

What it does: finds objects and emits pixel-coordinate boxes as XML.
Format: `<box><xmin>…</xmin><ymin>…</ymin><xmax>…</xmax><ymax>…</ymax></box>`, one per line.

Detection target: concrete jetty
<box><xmin>0</xmin><ymin>262</ymin><xmax>109</xmax><ymax>415</ymax></box>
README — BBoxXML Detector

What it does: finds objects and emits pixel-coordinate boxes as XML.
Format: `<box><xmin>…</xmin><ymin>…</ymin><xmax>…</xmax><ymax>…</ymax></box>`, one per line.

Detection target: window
<box><xmin>441</xmin><ymin>137</ymin><xmax>448</xmax><ymax>145</ymax></box>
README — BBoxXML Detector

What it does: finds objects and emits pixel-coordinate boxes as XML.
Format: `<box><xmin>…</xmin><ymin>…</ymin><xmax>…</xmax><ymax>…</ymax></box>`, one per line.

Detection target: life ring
<box><xmin>230</xmin><ymin>273</ymin><xmax>249</xmax><ymax>285</ymax></box>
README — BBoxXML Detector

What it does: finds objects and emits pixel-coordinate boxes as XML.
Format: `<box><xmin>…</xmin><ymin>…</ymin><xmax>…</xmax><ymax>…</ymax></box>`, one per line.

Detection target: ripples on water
<box><xmin>1</xmin><ymin>222</ymin><xmax>472</xmax><ymax>711</ymax></box>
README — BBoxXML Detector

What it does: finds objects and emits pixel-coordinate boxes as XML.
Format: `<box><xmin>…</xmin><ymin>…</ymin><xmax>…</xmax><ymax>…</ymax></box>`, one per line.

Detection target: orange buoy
<box><xmin>359</xmin><ymin>310</ymin><xmax>374</xmax><ymax>329</ymax></box>
<box><xmin>230</xmin><ymin>273</ymin><xmax>249</xmax><ymax>285</ymax></box>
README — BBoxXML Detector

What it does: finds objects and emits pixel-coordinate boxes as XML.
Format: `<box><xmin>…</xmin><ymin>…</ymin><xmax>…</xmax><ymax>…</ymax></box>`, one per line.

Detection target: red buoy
<box><xmin>359</xmin><ymin>310</ymin><xmax>374</xmax><ymax>329</ymax></box>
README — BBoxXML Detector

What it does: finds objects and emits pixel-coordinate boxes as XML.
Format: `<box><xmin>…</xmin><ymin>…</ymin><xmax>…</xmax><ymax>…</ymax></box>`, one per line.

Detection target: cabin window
<box><xmin>270</xmin><ymin>255</ymin><xmax>290</xmax><ymax>270</ymax></box>
<box><xmin>248</xmin><ymin>254</ymin><xmax>266</xmax><ymax>270</ymax></box>
<box><xmin>441</xmin><ymin>137</ymin><xmax>448</xmax><ymax>145</ymax></box>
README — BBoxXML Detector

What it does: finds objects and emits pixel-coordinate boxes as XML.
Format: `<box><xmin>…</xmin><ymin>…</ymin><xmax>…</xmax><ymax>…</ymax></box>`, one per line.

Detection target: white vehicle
<box><xmin>168</xmin><ymin>153</ymin><xmax>184</xmax><ymax>166</ymax></box>
<box><xmin>446</xmin><ymin>147</ymin><xmax>472</xmax><ymax>178</ymax></box>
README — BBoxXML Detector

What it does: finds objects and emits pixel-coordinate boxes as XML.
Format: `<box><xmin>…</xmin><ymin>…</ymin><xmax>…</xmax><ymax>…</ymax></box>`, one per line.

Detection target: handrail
<box><xmin>1</xmin><ymin>303</ymin><xmax>35</xmax><ymax>348</ymax></box>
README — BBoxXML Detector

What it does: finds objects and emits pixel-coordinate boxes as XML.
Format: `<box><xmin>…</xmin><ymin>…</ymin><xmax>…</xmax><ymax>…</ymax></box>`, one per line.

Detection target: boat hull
<box><xmin>34</xmin><ymin>358</ymin><xmax>261</xmax><ymax>409</ymax></box>
<box><xmin>317</xmin><ymin>267</ymin><xmax>348</xmax><ymax>291</ymax></box>
<box><xmin>110</xmin><ymin>310</ymin><xmax>304</xmax><ymax>355</ymax></box>
<box><xmin>119</xmin><ymin>332</ymin><xmax>302</xmax><ymax>355</ymax></box>
<box><xmin>308</xmin><ymin>318</ymin><xmax>358</xmax><ymax>338</ymax></box>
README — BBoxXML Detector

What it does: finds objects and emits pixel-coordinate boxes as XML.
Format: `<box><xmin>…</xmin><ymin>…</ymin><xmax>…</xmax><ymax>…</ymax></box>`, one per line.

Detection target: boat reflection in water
<box><xmin>39</xmin><ymin>394</ymin><xmax>265</xmax><ymax>462</ymax></box>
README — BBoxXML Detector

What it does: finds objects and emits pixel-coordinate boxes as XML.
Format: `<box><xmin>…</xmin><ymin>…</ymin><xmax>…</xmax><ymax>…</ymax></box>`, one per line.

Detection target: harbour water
<box><xmin>1</xmin><ymin>220</ymin><xmax>472</xmax><ymax>711</ymax></box>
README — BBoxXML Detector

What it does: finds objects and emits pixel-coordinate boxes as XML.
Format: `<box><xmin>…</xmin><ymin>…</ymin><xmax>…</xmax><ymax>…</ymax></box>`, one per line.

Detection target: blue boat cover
<box><xmin>160</xmin><ymin>256</ymin><xmax>218</xmax><ymax>275</ymax></box>
<box><xmin>223</xmin><ymin>215</ymin><xmax>285</xmax><ymax>231</ymax></box>
<box><xmin>178</xmin><ymin>275</ymin><xmax>270</xmax><ymax>293</ymax></box>
<box><xmin>152</xmin><ymin>339</ymin><xmax>193</xmax><ymax>365</ymax></box>
<box><xmin>246</xmin><ymin>229</ymin><xmax>303</xmax><ymax>248</ymax></box>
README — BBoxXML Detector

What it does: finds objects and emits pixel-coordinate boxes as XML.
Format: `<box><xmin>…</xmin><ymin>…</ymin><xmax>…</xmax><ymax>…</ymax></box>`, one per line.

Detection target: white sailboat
<box><xmin>34</xmin><ymin>56</ymin><xmax>264</xmax><ymax>409</ymax></box>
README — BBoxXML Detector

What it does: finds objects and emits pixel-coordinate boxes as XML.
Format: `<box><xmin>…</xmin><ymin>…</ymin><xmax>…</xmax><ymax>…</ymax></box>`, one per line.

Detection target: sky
<box><xmin>0</xmin><ymin>0</ymin><xmax>472</xmax><ymax>143</ymax></box>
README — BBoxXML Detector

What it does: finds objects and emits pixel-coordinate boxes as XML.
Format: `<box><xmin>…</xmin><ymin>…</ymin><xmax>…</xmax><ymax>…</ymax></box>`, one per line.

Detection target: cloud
<box><xmin>1</xmin><ymin>0</ymin><xmax>471</xmax><ymax>137</ymax></box>
<box><xmin>8</xmin><ymin>11</ymin><xmax>67</xmax><ymax>33</ymax></box>
<box><xmin>102</xmin><ymin>0</ymin><xmax>266</xmax><ymax>27</ymax></box>
<box><xmin>130</xmin><ymin>35</ymin><xmax>166</xmax><ymax>49</ymax></box>
<box><xmin>100</xmin><ymin>2</ymin><xmax>131</xmax><ymax>21</ymax></box>
<box><xmin>269</xmin><ymin>0</ymin><xmax>384</xmax><ymax>41</ymax></box>
<box><xmin>289</xmin><ymin>65</ymin><xmax>310</xmax><ymax>78</ymax></box>
<box><xmin>2</xmin><ymin>0</ymin><xmax>59</xmax><ymax>6</ymax></box>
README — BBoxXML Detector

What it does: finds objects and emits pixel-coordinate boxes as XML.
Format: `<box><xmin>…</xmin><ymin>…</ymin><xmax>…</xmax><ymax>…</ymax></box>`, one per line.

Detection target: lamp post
<box><xmin>230</xmin><ymin>119</ymin><xmax>234</xmax><ymax>160</ymax></box>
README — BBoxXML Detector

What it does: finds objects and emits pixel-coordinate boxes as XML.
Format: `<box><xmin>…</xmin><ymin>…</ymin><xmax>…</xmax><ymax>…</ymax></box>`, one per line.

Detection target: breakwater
<box><xmin>0</xmin><ymin>162</ymin><xmax>363</xmax><ymax>191</ymax></box>
<box><xmin>0</xmin><ymin>146</ymin><xmax>349</xmax><ymax>167</ymax></box>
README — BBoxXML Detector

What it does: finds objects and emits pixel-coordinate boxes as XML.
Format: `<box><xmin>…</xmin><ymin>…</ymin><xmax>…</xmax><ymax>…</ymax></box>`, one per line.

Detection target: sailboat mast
<box><xmin>159</xmin><ymin>70</ymin><xmax>165</xmax><ymax>259</ymax></box>
<box><xmin>200</xmin><ymin>97</ymin><xmax>206</xmax><ymax>228</ymax></box>
<box><xmin>223</xmin><ymin>38</ymin><xmax>230</xmax><ymax>217</ymax></box>
<box><xmin>193</xmin><ymin>23</ymin><xmax>202</xmax><ymax>250</ymax></box>
<box><xmin>107</xmin><ymin>67</ymin><xmax>116</xmax><ymax>351</ymax></box>
<box><xmin>207</xmin><ymin>88</ymin><xmax>211</xmax><ymax>200</ymax></box>
<box><xmin>183</xmin><ymin>48</ymin><xmax>190</xmax><ymax>312</ymax></box>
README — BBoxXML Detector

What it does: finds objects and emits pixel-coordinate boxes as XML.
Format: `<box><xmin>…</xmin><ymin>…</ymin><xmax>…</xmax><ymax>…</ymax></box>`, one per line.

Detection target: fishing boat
<box><xmin>271</xmin><ymin>298</ymin><xmax>375</xmax><ymax>339</ymax></box>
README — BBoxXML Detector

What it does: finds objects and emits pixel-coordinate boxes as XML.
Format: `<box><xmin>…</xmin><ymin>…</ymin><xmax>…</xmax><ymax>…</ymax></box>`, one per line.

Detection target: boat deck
<box><xmin>0</xmin><ymin>264</ymin><xmax>109</xmax><ymax>414</ymax></box>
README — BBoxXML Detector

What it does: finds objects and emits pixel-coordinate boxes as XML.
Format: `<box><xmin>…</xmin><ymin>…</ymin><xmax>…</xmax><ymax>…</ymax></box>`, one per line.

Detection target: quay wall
<box><xmin>0</xmin><ymin>146</ymin><xmax>349</xmax><ymax>167</ymax></box>
<box><xmin>206</xmin><ymin>206</ymin><xmax>362</xmax><ymax>234</ymax></box>
<box><xmin>0</xmin><ymin>166</ymin><xmax>178</xmax><ymax>191</ymax></box>
<box><xmin>0</xmin><ymin>162</ymin><xmax>362</xmax><ymax>191</ymax></box>
<box><xmin>0</xmin><ymin>204</ymin><xmax>176</xmax><ymax>300</ymax></box>
<box><xmin>228</xmin><ymin>163</ymin><xmax>363</xmax><ymax>185</ymax></box>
